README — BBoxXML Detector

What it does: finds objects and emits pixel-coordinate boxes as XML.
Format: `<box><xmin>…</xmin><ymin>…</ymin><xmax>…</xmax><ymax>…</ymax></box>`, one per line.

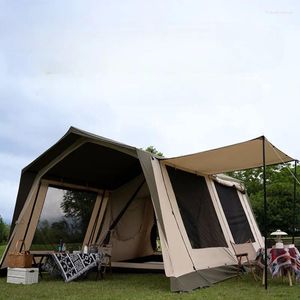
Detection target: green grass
<box><xmin>1</xmin><ymin>270</ymin><xmax>300</xmax><ymax>299</ymax></box>
<box><xmin>1</xmin><ymin>243</ymin><xmax>300</xmax><ymax>299</ymax></box>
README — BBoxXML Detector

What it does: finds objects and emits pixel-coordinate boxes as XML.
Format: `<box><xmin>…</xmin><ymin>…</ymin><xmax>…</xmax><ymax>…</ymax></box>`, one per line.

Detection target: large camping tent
<box><xmin>0</xmin><ymin>127</ymin><xmax>293</xmax><ymax>291</ymax></box>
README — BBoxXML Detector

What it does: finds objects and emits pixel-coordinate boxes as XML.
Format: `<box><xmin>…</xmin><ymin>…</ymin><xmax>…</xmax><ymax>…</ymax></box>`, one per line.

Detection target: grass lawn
<box><xmin>1</xmin><ymin>244</ymin><xmax>300</xmax><ymax>299</ymax></box>
<box><xmin>1</xmin><ymin>269</ymin><xmax>300</xmax><ymax>299</ymax></box>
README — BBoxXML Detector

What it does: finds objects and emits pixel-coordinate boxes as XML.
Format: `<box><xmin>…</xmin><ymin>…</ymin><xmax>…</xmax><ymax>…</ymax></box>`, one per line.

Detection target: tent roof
<box><xmin>22</xmin><ymin>126</ymin><xmax>138</xmax><ymax>174</ymax></box>
<box><xmin>163</xmin><ymin>136</ymin><xmax>294</xmax><ymax>175</ymax></box>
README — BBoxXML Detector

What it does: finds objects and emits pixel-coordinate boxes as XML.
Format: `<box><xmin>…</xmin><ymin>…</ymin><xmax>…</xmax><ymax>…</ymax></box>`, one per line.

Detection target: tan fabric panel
<box><xmin>90</xmin><ymin>191</ymin><xmax>109</xmax><ymax>245</ymax></box>
<box><xmin>151</xmin><ymin>160</ymin><xmax>194</xmax><ymax>277</ymax></box>
<box><xmin>96</xmin><ymin>203</ymin><xmax>111</xmax><ymax>246</ymax></box>
<box><xmin>211</xmin><ymin>175</ymin><xmax>245</xmax><ymax>192</ymax></box>
<box><xmin>97</xmin><ymin>175</ymin><xmax>155</xmax><ymax>262</ymax></box>
<box><xmin>137</xmin><ymin>150</ymin><xmax>166</xmax><ymax>237</ymax></box>
<box><xmin>157</xmin><ymin>223</ymin><xmax>174</xmax><ymax>276</ymax></box>
<box><xmin>0</xmin><ymin>180</ymin><xmax>41</xmax><ymax>268</ymax></box>
<box><xmin>163</xmin><ymin>137</ymin><xmax>294</xmax><ymax>175</ymax></box>
<box><xmin>23</xmin><ymin>182</ymin><xmax>49</xmax><ymax>249</ymax></box>
<box><xmin>111</xmin><ymin>196</ymin><xmax>154</xmax><ymax>261</ymax></box>
<box><xmin>83</xmin><ymin>193</ymin><xmax>103</xmax><ymax>246</ymax></box>
<box><xmin>191</xmin><ymin>247</ymin><xmax>236</xmax><ymax>269</ymax></box>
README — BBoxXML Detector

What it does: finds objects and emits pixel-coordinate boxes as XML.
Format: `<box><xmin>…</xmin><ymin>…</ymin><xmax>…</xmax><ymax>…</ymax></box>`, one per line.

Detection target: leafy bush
<box><xmin>0</xmin><ymin>215</ymin><xmax>10</xmax><ymax>244</ymax></box>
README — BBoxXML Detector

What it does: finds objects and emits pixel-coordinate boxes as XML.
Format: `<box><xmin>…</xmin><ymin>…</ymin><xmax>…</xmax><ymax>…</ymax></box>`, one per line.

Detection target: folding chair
<box><xmin>231</xmin><ymin>241</ymin><xmax>263</xmax><ymax>281</ymax></box>
<box><xmin>97</xmin><ymin>244</ymin><xmax>112</xmax><ymax>280</ymax></box>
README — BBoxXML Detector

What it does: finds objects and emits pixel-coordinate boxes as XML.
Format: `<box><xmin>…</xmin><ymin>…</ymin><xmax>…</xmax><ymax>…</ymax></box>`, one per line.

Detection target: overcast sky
<box><xmin>1</xmin><ymin>1</ymin><xmax>300</xmax><ymax>222</ymax></box>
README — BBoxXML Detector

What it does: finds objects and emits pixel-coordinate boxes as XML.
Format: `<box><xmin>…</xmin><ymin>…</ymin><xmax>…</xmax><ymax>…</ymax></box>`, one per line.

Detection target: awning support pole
<box><xmin>292</xmin><ymin>160</ymin><xmax>297</xmax><ymax>244</ymax></box>
<box><xmin>263</xmin><ymin>136</ymin><xmax>268</xmax><ymax>290</ymax></box>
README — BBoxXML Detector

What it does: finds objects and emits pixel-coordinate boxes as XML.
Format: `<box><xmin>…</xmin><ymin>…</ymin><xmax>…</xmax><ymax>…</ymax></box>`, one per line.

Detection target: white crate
<box><xmin>7</xmin><ymin>267</ymin><xmax>39</xmax><ymax>284</ymax></box>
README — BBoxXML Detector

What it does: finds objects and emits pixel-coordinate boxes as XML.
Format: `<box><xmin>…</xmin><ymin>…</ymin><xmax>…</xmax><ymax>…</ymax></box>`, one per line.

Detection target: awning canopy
<box><xmin>163</xmin><ymin>136</ymin><xmax>294</xmax><ymax>175</ymax></box>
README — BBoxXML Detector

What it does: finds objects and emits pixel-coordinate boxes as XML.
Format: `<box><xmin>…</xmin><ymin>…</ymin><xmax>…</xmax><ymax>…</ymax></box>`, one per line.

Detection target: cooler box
<box><xmin>7</xmin><ymin>267</ymin><xmax>39</xmax><ymax>284</ymax></box>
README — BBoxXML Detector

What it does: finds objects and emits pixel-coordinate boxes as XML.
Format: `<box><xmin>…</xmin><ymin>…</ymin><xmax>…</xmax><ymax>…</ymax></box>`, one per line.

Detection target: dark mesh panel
<box><xmin>215</xmin><ymin>182</ymin><xmax>254</xmax><ymax>243</ymax></box>
<box><xmin>167</xmin><ymin>166</ymin><xmax>227</xmax><ymax>249</ymax></box>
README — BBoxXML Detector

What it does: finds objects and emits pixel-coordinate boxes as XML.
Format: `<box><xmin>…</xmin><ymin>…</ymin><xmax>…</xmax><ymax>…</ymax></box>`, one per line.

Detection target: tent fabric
<box><xmin>1</xmin><ymin>127</ymin><xmax>290</xmax><ymax>292</ymax></box>
<box><xmin>99</xmin><ymin>175</ymin><xmax>155</xmax><ymax>262</ymax></box>
<box><xmin>170</xmin><ymin>265</ymin><xmax>237</xmax><ymax>292</ymax></box>
<box><xmin>211</xmin><ymin>175</ymin><xmax>245</xmax><ymax>193</ymax></box>
<box><xmin>10</xmin><ymin>127</ymin><xmax>140</xmax><ymax>235</ymax></box>
<box><xmin>163</xmin><ymin>136</ymin><xmax>294</xmax><ymax>175</ymax></box>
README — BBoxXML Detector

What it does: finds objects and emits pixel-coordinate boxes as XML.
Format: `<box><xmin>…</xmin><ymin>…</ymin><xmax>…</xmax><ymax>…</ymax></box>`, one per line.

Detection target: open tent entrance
<box><xmin>26</xmin><ymin>141</ymin><xmax>164</xmax><ymax>271</ymax></box>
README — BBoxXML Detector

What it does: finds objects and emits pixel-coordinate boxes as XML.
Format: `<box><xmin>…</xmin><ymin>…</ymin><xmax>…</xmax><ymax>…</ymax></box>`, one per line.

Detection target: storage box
<box><xmin>7</xmin><ymin>252</ymin><xmax>32</xmax><ymax>268</ymax></box>
<box><xmin>7</xmin><ymin>268</ymin><xmax>39</xmax><ymax>284</ymax></box>
<box><xmin>7</xmin><ymin>239</ymin><xmax>33</xmax><ymax>268</ymax></box>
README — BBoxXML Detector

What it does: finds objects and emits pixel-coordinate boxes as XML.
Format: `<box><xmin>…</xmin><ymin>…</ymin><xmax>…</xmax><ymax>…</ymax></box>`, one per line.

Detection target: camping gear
<box><xmin>7</xmin><ymin>240</ymin><xmax>32</xmax><ymax>268</ymax></box>
<box><xmin>271</xmin><ymin>229</ymin><xmax>288</xmax><ymax>243</ymax></box>
<box><xmin>230</xmin><ymin>241</ymin><xmax>263</xmax><ymax>281</ymax></box>
<box><xmin>7</xmin><ymin>267</ymin><xmax>38</xmax><ymax>284</ymax></box>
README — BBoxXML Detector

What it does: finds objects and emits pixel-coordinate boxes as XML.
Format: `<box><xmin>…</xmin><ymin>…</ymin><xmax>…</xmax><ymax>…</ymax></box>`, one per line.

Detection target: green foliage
<box><xmin>227</xmin><ymin>164</ymin><xmax>300</xmax><ymax>234</ymax></box>
<box><xmin>0</xmin><ymin>244</ymin><xmax>6</xmax><ymax>258</ymax></box>
<box><xmin>60</xmin><ymin>190</ymin><xmax>97</xmax><ymax>231</ymax></box>
<box><xmin>145</xmin><ymin>146</ymin><xmax>164</xmax><ymax>157</ymax></box>
<box><xmin>0</xmin><ymin>215</ymin><xmax>9</xmax><ymax>244</ymax></box>
<box><xmin>32</xmin><ymin>189</ymin><xmax>96</xmax><ymax>250</ymax></box>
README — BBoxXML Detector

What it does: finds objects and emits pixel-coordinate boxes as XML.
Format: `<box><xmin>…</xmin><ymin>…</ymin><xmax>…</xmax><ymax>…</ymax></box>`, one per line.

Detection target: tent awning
<box><xmin>163</xmin><ymin>136</ymin><xmax>294</xmax><ymax>175</ymax></box>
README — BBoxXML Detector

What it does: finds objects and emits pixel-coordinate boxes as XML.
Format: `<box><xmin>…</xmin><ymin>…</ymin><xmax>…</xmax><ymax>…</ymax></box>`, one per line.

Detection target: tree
<box><xmin>227</xmin><ymin>164</ymin><xmax>300</xmax><ymax>235</ymax></box>
<box><xmin>145</xmin><ymin>146</ymin><xmax>164</xmax><ymax>157</ymax></box>
<box><xmin>0</xmin><ymin>215</ymin><xmax>9</xmax><ymax>244</ymax></box>
<box><xmin>32</xmin><ymin>189</ymin><xmax>97</xmax><ymax>250</ymax></box>
<box><xmin>60</xmin><ymin>190</ymin><xmax>96</xmax><ymax>232</ymax></box>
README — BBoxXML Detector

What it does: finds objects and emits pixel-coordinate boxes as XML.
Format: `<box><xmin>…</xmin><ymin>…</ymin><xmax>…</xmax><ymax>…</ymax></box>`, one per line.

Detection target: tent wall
<box><xmin>138</xmin><ymin>151</ymin><xmax>239</xmax><ymax>291</ymax></box>
<box><xmin>137</xmin><ymin>150</ymin><xmax>175</xmax><ymax>277</ymax></box>
<box><xmin>96</xmin><ymin>175</ymin><xmax>155</xmax><ymax>262</ymax></box>
<box><xmin>160</xmin><ymin>164</ymin><xmax>237</xmax><ymax>270</ymax></box>
<box><xmin>9</xmin><ymin>171</ymin><xmax>37</xmax><ymax>236</ymax></box>
<box><xmin>139</xmin><ymin>152</ymin><xmax>261</xmax><ymax>291</ymax></box>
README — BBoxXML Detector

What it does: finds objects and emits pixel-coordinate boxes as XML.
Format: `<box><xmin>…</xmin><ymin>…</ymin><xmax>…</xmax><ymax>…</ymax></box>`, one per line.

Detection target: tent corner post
<box><xmin>262</xmin><ymin>136</ymin><xmax>268</xmax><ymax>290</ymax></box>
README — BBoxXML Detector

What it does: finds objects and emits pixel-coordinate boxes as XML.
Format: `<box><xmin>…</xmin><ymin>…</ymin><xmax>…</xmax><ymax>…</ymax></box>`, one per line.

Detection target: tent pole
<box><xmin>263</xmin><ymin>136</ymin><xmax>268</xmax><ymax>290</ymax></box>
<box><xmin>102</xmin><ymin>179</ymin><xmax>145</xmax><ymax>245</ymax></box>
<box><xmin>292</xmin><ymin>160</ymin><xmax>297</xmax><ymax>244</ymax></box>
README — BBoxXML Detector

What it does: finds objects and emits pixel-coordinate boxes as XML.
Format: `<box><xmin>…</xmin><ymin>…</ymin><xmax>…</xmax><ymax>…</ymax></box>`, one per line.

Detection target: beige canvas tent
<box><xmin>0</xmin><ymin>127</ymin><xmax>293</xmax><ymax>291</ymax></box>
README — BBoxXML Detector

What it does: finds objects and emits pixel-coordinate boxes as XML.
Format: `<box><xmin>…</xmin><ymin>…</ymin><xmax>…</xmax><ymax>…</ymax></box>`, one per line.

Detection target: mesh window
<box><xmin>215</xmin><ymin>182</ymin><xmax>254</xmax><ymax>244</ymax></box>
<box><xmin>31</xmin><ymin>186</ymin><xmax>97</xmax><ymax>251</ymax></box>
<box><xmin>167</xmin><ymin>166</ymin><xmax>227</xmax><ymax>249</ymax></box>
